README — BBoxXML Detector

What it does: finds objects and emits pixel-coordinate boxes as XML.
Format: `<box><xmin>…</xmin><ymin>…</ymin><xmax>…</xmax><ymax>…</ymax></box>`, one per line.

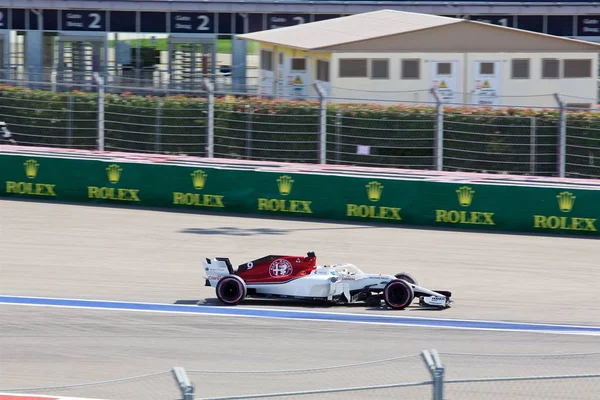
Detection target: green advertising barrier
<box><xmin>1</xmin><ymin>154</ymin><xmax>599</xmax><ymax>237</ymax></box>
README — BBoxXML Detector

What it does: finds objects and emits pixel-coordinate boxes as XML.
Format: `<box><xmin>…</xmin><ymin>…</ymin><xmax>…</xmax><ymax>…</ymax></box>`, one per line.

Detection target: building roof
<box><xmin>236</xmin><ymin>9</ymin><xmax>600</xmax><ymax>52</ymax></box>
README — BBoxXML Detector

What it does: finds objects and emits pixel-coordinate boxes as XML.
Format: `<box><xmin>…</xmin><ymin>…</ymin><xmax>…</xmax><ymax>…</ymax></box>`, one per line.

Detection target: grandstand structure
<box><xmin>0</xmin><ymin>0</ymin><xmax>597</xmax><ymax>94</ymax></box>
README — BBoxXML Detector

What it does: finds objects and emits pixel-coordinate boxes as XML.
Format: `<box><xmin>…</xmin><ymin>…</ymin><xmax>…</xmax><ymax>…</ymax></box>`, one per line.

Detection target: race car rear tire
<box><xmin>394</xmin><ymin>272</ymin><xmax>418</xmax><ymax>286</ymax></box>
<box><xmin>383</xmin><ymin>279</ymin><xmax>414</xmax><ymax>310</ymax></box>
<box><xmin>216</xmin><ymin>275</ymin><xmax>247</xmax><ymax>305</ymax></box>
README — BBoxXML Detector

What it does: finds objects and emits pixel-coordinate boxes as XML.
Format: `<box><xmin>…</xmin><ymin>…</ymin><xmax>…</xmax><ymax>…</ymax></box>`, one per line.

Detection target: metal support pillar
<box><xmin>553</xmin><ymin>93</ymin><xmax>567</xmax><ymax>177</ymax></box>
<box><xmin>202</xmin><ymin>78</ymin><xmax>215</xmax><ymax>158</ymax></box>
<box><xmin>422</xmin><ymin>349</ymin><xmax>445</xmax><ymax>400</ymax></box>
<box><xmin>172</xmin><ymin>367</ymin><xmax>195</xmax><ymax>400</ymax></box>
<box><xmin>430</xmin><ymin>88</ymin><xmax>444</xmax><ymax>171</ymax></box>
<box><xmin>314</xmin><ymin>81</ymin><xmax>327</xmax><ymax>164</ymax></box>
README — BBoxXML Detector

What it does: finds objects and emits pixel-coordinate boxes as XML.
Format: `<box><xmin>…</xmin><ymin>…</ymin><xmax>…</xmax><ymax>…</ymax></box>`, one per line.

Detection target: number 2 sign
<box><xmin>61</xmin><ymin>10</ymin><xmax>106</xmax><ymax>31</ymax></box>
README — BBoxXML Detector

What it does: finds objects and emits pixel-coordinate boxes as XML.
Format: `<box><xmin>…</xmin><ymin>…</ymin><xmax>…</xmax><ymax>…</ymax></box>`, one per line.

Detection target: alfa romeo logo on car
<box><xmin>269</xmin><ymin>259</ymin><xmax>293</xmax><ymax>277</ymax></box>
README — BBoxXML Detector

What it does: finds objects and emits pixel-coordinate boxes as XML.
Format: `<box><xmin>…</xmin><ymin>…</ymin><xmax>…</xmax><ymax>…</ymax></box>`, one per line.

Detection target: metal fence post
<box><xmin>430</xmin><ymin>88</ymin><xmax>444</xmax><ymax>171</ymax></box>
<box><xmin>67</xmin><ymin>93</ymin><xmax>73</xmax><ymax>147</ymax></box>
<box><xmin>422</xmin><ymin>349</ymin><xmax>445</xmax><ymax>400</ymax></box>
<box><xmin>314</xmin><ymin>82</ymin><xmax>327</xmax><ymax>164</ymax></box>
<box><xmin>335</xmin><ymin>111</ymin><xmax>342</xmax><ymax>164</ymax></box>
<box><xmin>155</xmin><ymin>99</ymin><xmax>163</xmax><ymax>153</ymax></box>
<box><xmin>246</xmin><ymin>104</ymin><xmax>253</xmax><ymax>158</ymax></box>
<box><xmin>172</xmin><ymin>367</ymin><xmax>195</xmax><ymax>400</ymax></box>
<box><xmin>553</xmin><ymin>93</ymin><xmax>567</xmax><ymax>177</ymax></box>
<box><xmin>93</xmin><ymin>72</ymin><xmax>105</xmax><ymax>151</ymax></box>
<box><xmin>202</xmin><ymin>79</ymin><xmax>215</xmax><ymax>158</ymax></box>
<box><xmin>530</xmin><ymin>116</ymin><xmax>537</xmax><ymax>175</ymax></box>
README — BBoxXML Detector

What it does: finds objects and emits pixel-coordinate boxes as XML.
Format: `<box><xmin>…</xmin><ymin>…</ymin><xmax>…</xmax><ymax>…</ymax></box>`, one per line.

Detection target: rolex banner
<box><xmin>1</xmin><ymin>154</ymin><xmax>598</xmax><ymax>236</ymax></box>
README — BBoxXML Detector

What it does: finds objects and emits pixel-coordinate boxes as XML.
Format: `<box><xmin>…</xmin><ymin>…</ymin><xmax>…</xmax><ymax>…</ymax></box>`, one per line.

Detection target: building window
<box><xmin>316</xmin><ymin>60</ymin><xmax>330</xmax><ymax>82</ymax></box>
<box><xmin>401</xmin><ymin>59</ymin><xmax>420</xmax><ymax>79</ymax></box>
<box><xmin>291</xmin><ymin>58</ymin><xmax>306</xmax><ymax>71</ymax></box>
<box><xmin>371</xmin><ymin>59</ymin><xmax>389</xmax><ymax>79</ymax></box>
<box><xmin>480</xmin><ymin>62</ymin><xmax>495</xmax><ymax>75</ymax></box>
<box><xmin>511</xmin><ymin>59</ymin><xmax>530</xmax><ymax>79</ymax></box>
<box><xmin>542</xmin><ymin>59</ymin><xmax>560</xmax><ymax>79</ymax></box>
<box><xmin>437</xmin><ymin>62</ymin><xmax>452</xmax><ymax>75</ymax></box>
<box><xmin>563</xmin><ymin>59</ymin><xmax>592</xmax><ymax>78</ymax></box>
<box><xmin>260</xmin><ymin>50</ymin><xmax>273</xmax><ymax>72</ymax></box>
<box><xmin>339</xmin><ymin>58</ymin><xmax>367</xmax><ymax>78</ymax></box>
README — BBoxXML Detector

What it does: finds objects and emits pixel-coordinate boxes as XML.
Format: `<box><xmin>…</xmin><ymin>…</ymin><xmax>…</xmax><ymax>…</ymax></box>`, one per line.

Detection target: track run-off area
<box><xmin>1</xmin><ymin>199</ymin><xmax>600</xmax><ymax>398</ymax></box>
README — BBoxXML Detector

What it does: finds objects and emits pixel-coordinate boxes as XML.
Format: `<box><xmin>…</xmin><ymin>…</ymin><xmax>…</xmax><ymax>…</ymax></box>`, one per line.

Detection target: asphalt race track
<box><xmin>1</xmin><ymin>199</ymin><xmax>599</xmax><ymax>399</ymax></box>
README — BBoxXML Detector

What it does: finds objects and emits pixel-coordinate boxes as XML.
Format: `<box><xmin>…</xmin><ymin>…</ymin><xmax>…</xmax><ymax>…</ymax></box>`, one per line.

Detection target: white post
<box><xmin>93</xmin><ymin>72</ymin><xmax>105</xmax><ymax>151</ymax></box>
<box><xmin>314</xmin><ymin>82</ymin><xmax>327</xmax><ymax>164</ymax></box>
<box><xmin>430</xmin><ymin>88</ymin><xmax>444</xmax><ymax>171</ymax></box>
<box><xmin>422</xmin><ymin>349</ymin><xmax>445</xmax><ymax>400</ymax></box>
<box><xmin>202</xmin><ymin>79</ymin><xmax>215</xmax><ymax>158</ymax></box>
<box><xmin>553</xmin><ymin>93</ymin><xmax>566</xmax><ymax>178</ymax></box>
<box><xmin>172</xmin><ymin>367</ymin><xmax>195</xmax><ymax>400</ymax></box>
<box><xmin>530</xmin><ymin>116</ymin><xmax>537</xmax><ymax>175</ymax></box>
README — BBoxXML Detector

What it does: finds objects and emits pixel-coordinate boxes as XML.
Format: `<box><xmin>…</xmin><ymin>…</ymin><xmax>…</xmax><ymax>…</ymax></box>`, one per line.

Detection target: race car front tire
<box><xmin>383</xmin><ymin>279</ymin><xmax>414</xmax><ymax>310</ymax></box>
<box><xmin>216</xmin><ymin>275</ymin><xmax>247</xmax><ymax>305</ymax></box>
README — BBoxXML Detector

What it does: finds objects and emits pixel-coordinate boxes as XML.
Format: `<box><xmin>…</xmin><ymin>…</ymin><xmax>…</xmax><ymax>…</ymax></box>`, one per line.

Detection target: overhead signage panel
<box><xmin>61</xmin><ymin>10</ymin><xmax>107</xmax><ymax>31</ymax></box>
<box><xmin>578</xmin><ymin>15</ymin><xmax>600</xmax><ymax>36</ymax></box>
<box><xmin>170</xmin><ymin>12</ymin><xmax>215</xmax><ymax>34</ymax></box>
<box><xmin>140</xmin><ymin>12</ymin><xmax>166</xmax><ymax>33</ymax></box>
<box><xmin>11</xmin><ymin>9</ymin><xmax>25</xmax><ymax>30</ymax></box>
<box><xmin>547</xmin><ymin>16</ymin><xmax>574</xmax><ymax>36</ymax></box>
<box><xmin>0</xmin><ymin>9</ymin><xmax>6</xmax><ymax>29</ymax></box>
<box><xmin>266</xmin><ymin>14</ymin><xmax>311</xmax><ymax>29</ymax></box>
<box><xmin>0</xmin><ymin>9</ymin><xmax>596</xmax><ymax>39</ymax></box>
<box><xmin>470</xmin><ymin>15</ymin><xmax>514</xmax><ymax>28</ymax></box>
<box><xmin>515</xmin><ymin>15</ymin><xmax>544</xmax><ymax>33</ymax></box>
<box><xmin>110</xmin><ymin>11</ymin><xmax>137</xmax><ymax>33</ymax></box>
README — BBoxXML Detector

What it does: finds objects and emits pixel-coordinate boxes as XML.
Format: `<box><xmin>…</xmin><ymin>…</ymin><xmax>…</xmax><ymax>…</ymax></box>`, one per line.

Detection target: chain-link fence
<box><xmin>1</xmin><ymin>77</ymin><xmax>599</xmax><ymax>178</ymax></box>
<box><xmin>0</xmin><ymin>371</ymin><xmax>179</xmax><ymax>400</ymax></box>
<box><xmin>1</xmin><ymin>351</ymin><xmax>598</xmax><ymax>400</ymax></box>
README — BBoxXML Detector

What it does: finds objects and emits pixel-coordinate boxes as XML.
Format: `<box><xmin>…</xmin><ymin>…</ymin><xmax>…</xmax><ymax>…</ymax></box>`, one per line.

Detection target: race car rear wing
<box><xmin>203</xmin><ymin>257</ymin><xmax>234</xmax><ymax>287</ymax></box>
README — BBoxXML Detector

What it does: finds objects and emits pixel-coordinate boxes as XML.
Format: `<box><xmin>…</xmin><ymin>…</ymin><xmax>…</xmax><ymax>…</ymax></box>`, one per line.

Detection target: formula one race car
<box><xmin>202</xmin><ymin>252</ymin><xmax>452</xmax><ymax>310</ymax></box>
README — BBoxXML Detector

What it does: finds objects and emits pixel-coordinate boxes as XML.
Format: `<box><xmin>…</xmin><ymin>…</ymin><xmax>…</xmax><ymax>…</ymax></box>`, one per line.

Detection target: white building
<box><xmin>237</xmin><ymin>10</ymin><xmax>600</xmax><ymax>108</ymax></box>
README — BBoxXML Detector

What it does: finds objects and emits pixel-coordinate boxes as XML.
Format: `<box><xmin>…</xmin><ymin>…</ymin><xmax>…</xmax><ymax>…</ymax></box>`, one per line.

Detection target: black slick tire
<box><xmin>216</xmin><ymin>275</ymin><xmax>247</xmax><ymax>305</ymax></box>
<box><xmin>394</xmin><ymin>272</ymin><xmax>418</xmax><ymax>286</ymax></box>
<box><xmin>383</xmin><ymin>279</ymin><xmax>415</xmax><ymax>310</ymax></box>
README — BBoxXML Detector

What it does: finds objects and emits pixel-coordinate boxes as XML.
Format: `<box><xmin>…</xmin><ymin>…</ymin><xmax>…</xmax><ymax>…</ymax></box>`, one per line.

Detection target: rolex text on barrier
<box><xmin>88</xmin><ymin>164</ymin><xmax>141</xmax><ymax>202</ymax></box>
<box><xmin>4</xmin><ymin>159</ymin><xmax>57</xmax><ymax>197</ymax></box>
<box><xmin>533</xmin><ymin>191</ymin><xmax>597</xmax><ymax>232</ymax></box>
<box><xmin>435</xmin><ymin>186</ymin><xmax>496</xmax><ymax>226</ymax></box>
<box><xmin>257</xmin><ymin>175</ymin><xmax>313</xmax><ymax>214</ymax></box>
<box><xmin>0</xmin><ymin>153</ymin><xmax>598</xmax><ymax>237</ymax></box>
<box><xmin>172</xmin><ymin>169</ymin><xmax>225</xmax><ymax>208</ymax></box>
<box><xmin>346</xmin><ymin>181</ymin><xmax>402</xmax><ymax>221</ymax></box>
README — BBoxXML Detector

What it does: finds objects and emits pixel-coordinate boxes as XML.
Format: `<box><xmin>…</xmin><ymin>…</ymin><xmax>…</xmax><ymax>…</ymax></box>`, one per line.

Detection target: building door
<box><xmin>289</xmin><ymin>57</ymin><xmax>309</xmax><ymax>99</ymax></box>
<box><xmin>258</xmin><ymin>48</ymin><xmax>274</xmax><ymax>97</ymax></box>
<box><xmin>429</xmin><ymin>60</ymin><xmax>459</xmax><ymax>104</ymax></box>
<box><xmin>471</xmin><ymin>60</ymin><xmax>502</xmax><ymax>106</ymax></box>
<box><xmin>276</xmin><ymin>51</ymin><xmax>287</xmax><ymax>97</ymax></box>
